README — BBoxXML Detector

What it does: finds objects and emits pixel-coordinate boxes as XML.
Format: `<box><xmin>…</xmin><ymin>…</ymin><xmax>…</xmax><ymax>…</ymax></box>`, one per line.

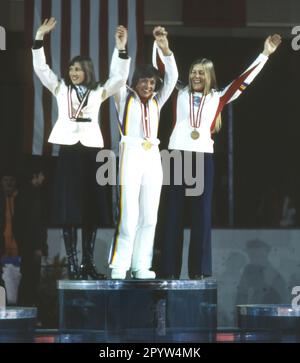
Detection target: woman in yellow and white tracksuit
<box><xmin>109</xmin><ymin>27</ymin><xmax>178</xmax><ymax>279</ymax></box>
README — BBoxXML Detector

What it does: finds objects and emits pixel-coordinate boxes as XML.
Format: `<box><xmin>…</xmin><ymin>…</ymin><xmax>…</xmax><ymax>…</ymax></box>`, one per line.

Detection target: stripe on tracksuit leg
<box><xmin>109</xmin><ymin>142</ymin><xmax>126</xmax><ymax>264</ymax></box>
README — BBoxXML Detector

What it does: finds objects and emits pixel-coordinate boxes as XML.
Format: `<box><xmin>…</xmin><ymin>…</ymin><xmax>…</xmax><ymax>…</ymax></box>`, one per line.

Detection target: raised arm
<box><xmin>35</xmin><ymin>17</ymin><xmax>57</xmax><ymax>40</ymax></box>
<box><xmin>152</xmin><ymin>26</ymin><xmax>178</xmax><ymax>107</ymax></box>
<box><xmin>219</xmin><ymin>34</ymin><xmax>282</xmax><ymax>105</ymax></box>
<box><xmin>115</xmin><ymin>25</ymin><xmax>127</xmax><ymax>52</ymax></box>
<box><xmin>262</xmin><ymin>34</ymin><xmax>282</xmax><ymax>56</ymax></box>
<box><xmin>102</xmin><ymin>25</ymin><xmax>131</xmax><ymax>101</ymax></box>
<box><xmin>32</xmin><ymin>17</ymin><xmax>60</xmax><ymax>95</ymax></box>
<box><xmin>153</xmin><ymin>26</ymin><xmax>172</xmax><ymax>57</ymax></box>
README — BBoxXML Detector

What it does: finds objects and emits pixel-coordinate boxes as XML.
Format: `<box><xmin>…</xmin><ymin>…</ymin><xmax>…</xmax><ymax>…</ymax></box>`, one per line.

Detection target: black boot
<box><xmin>79</xmin><ymin>228</ymin><xmax>106</xmax><ymax>280</ymax></box>
<box><xmin>63</xmin><ymin>227</ymin><xmax>79</xmax><ymax>280</ymax></box>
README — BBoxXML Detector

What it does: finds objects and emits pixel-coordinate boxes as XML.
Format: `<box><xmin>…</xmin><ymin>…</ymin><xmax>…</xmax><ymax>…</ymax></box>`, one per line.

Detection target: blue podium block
<box><xmin>58</xmin><ymin>279</ymin><xmax>217</xmax><ymax>342</ymax></box>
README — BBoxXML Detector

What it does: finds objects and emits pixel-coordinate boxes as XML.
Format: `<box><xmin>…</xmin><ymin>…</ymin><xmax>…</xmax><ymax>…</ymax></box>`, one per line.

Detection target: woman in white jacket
<box><xmin>32</xmin><ymin>18</ymin><xmax>130</xmax><ymax>279</ymax></box>
<box><xmin>157</xmin><ymin>34</ymin><xmax>282</xmax><ymax>280</ymax></box>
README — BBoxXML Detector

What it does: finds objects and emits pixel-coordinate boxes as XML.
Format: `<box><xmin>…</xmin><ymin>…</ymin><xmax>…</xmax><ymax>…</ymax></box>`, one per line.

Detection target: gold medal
<box><xmin>191</xmin><ymin>130</ymin><xmax>200</xmax><ymax>140</ymax></box>
<box><xmin>142</xmin><ymin>140</ymin><xmax>152</xmax><ymax>150</ymax></box>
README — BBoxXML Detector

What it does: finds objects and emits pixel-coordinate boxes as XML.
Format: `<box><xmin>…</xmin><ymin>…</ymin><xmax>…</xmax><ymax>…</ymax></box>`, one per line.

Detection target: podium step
<box><xmin>58</xmin><ymin>279</ymin><xmax>217</xmax><ymax>342</ymax></box>
<box><xmin>237</xmin><ymin>304</ymin><xmax>300</xmax><ymax>342</ymax></box>
<box><xmin>0</xmin><ymin>307</ymin><xmax>37</xmax><ymax>342</ymax></box>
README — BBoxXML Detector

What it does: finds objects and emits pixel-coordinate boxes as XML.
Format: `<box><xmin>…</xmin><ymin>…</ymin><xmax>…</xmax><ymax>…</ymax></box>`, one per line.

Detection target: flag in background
<box><xmin>24</xmin><ymin>0</ymin><xmax>144</xmax><ymax>156</ymax></box>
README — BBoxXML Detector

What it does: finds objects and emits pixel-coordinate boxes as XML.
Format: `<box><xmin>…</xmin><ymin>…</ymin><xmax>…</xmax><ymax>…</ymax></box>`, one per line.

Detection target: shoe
<box><xmin>132</xmin><ymin>269</ymin><xmax>156</xmax><ymax>279</ymax></box>
<box><xmin>80</xmin><ymin>228</ymin><xmax>106</xmax><ymax>280</ymax></box>
<box><xmin>79</xmin><ymin>263</ymin><xmax>106</xmax><ymax>280</ymax></box>
<box><xmin>111</xmin><ymin>268</ymin><xmax>127</xmax><ymax>279</ymax></box>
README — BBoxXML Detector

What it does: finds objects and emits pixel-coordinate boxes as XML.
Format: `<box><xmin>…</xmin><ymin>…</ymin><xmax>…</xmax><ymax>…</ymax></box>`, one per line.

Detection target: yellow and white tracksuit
<box><xmin>109</xmin><ymin>48</ymin><xmax>178</xmax><ymax>272</ymax></box>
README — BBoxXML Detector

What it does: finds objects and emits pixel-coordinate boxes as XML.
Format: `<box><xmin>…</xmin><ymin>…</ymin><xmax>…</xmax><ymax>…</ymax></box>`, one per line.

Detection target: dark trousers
<box><xmin>158</xmin><ymin>151</ymin><xmax>214</xmax><ymax>278</ymax></box>
<box><xmin>52</xmin><ymin>144</ymin><xmax>112</xmax><ymax>227</ymax></box>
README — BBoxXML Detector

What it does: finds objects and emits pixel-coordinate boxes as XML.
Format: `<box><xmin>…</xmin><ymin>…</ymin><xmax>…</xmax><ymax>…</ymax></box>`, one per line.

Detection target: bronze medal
<box><xmin>191</xmin><ymin>130</ymin><xmax>200</xmax><ymax>140</ymax></box>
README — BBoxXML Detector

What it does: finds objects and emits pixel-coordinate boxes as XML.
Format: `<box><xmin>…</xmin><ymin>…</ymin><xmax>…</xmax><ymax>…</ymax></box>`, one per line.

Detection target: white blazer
<box><xmin>169</xmin><ymin>53</ymin><xmax>269</xmax><ymax>153</ymax></box>
<box><xmin>32</xmin><ymin>47</ymin><xmax>131</xmax><ymax>147</ymax></box>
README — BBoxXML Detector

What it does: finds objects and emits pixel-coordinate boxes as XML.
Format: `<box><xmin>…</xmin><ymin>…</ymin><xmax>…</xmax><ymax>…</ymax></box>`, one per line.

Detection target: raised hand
<box><xmin>263</xmin><ymin>34</ymin><xmax>282</xmax><ymax>56</ymax></box>
<box><xmin>36</xmin><ymin>17</ymin><xmax>57</xmax><ymax>40</ymax></box>
<box><xmin>153</xmin><ymin>26</ymin><xmax>172</xmax><ymax>56</ymax></box>
<box><xmin>115</xmin><ymin>25</ymin><xmax>128</xmax><ymax>50</ymax></box>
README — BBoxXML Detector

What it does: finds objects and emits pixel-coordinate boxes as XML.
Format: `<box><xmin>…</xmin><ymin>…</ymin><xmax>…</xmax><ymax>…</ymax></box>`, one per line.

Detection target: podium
<box><xmin>0</xmin><ymin>307</ymin><xmax>37</xmax><ymax>342</ymax></box>
<box><xmin>58</xmin><ymin>279</ymin><xmax>217</xmax><ymax>342</ymax></box>
<box><xmin>237</xmin><ymin>304</ymin><xmax>300</xmax><ymax>342</ymax></box>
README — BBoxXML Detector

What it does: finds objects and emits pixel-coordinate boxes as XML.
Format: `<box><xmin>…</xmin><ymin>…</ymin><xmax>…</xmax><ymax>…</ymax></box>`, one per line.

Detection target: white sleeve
<box><xmin>113</xmin><ymin>85</ymin><xmax>128</xmax><ymax>120</ymax></box>
<box><xmin>32</xmin><ymin>47</ymin><xmax>60</xmax><ymax>95</ymax></box>
<box><xmin>152</xmin><ymin>42</ymin><xmax>179</xmax><ymax>108</ymax></box>
<box><xmin>101</xmin><ymin>48</ymin><xmax>131</xmax><ymax>101</ymax></box>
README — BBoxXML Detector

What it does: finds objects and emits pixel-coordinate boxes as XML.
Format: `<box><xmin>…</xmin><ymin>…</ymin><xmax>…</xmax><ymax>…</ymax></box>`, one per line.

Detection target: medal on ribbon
<box><xmin>189</xmin><ymin>93</ymin><xmax>205</xmax><ymax>140</ymax></box>
<box><xmin>191</xmin><ymin>129</ymin><xmax>200</xmax><ymax>140</ymax></box>
<box><xmin>141</xmin><ymin>100</ymin><xmax>153</xmax><ymax>150</ymax></box>
<box><xmin>67</xmin><ymin>86</ymin><xmax>91</xmax><ymax>121</ymax></box>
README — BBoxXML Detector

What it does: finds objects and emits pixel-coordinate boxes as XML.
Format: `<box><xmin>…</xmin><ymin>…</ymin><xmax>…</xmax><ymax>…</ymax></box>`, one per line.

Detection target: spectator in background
<box><xmin>0</xmin><ymin>172</ymin><xmax>19</xmax><ymax>257</ymax></box>
<box><xmin>13</xmin><ymin>158</ymin><xmax>48</xmax><ymax>307</ymax></box>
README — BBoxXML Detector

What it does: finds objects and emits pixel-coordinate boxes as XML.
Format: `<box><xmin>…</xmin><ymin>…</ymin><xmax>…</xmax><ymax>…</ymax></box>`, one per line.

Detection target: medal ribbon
<box><xmin>141</xmin><ymin>101</ymin><xmax>151</xmax><ymax>139</ymax></box>
<box><xmin>67</xmin><ymin>86</ymin><xmax>91</xmax><ymax>120</ymax></box>
<box><xmin>189</xmin><ymin>93</ymin><xmax>206</xmax><ymax>129</ymax></box>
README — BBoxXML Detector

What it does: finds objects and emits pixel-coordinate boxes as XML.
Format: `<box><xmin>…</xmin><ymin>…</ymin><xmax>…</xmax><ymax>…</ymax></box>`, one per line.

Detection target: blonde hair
<box><xmin>189</xmin><ymin>58</ymin><xmax>221</xmax><ymax>133</ymax></box>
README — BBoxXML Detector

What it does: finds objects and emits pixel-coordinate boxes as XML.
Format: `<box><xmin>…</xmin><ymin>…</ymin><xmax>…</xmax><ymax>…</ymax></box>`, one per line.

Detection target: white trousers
<box><xmin>109</xmin><ymin>138</ymin><xmax>163</xmax><ymax>271</ymax></box>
